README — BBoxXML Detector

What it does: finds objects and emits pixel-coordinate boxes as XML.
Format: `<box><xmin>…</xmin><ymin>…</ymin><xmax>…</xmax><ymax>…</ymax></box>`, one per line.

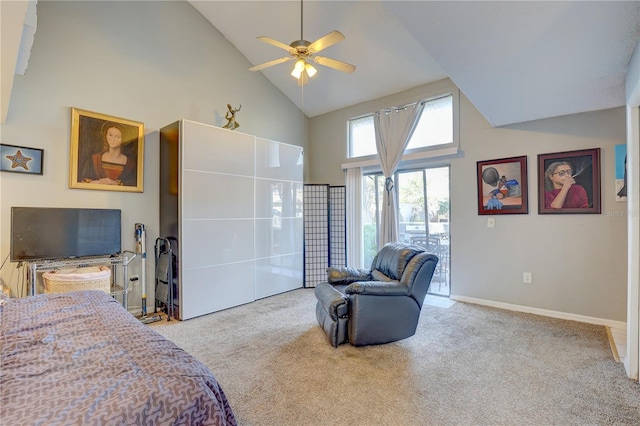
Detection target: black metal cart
<box><xmin>154</xmin><ymin>237</ymin><xmax>177</xmax><ymax>321</ymax></box>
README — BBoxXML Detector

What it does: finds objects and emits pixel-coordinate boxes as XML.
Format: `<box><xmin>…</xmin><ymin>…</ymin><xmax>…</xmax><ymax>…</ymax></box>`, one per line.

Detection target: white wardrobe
<box><xmin>159</xmin><ymin>120</ymin><xmax>304</xmax><ymax>320</ymax></box>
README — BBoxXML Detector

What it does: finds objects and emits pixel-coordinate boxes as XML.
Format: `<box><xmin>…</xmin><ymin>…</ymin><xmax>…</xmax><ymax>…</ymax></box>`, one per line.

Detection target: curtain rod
<box><xmin>377</xmin><ymin>93</ymin><xmax>451</xmax><ymax>114</ymax></box>
<box><xmin>377</xmin><ymin>100</ymin><xmax>425</xmax><ymax>114</ymax></box>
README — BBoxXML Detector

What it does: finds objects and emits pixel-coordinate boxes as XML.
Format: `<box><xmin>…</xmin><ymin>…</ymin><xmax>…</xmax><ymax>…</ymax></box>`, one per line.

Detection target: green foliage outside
<box><xmin>437</xmin><ymin>199</ymin><xmax>449</xmax><ymax>221</ymax></box>
<box><xmin>363</xmin><ymin>223</ymin><xmax>377</xmax><ymax>266</ymax></box>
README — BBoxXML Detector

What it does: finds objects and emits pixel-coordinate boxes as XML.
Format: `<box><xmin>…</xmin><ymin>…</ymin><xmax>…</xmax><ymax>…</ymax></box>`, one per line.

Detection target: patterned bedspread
<box><xmin>0</xmin><ymin>290</ymin><xmax>236</xmax><ymax>425</ymax></box>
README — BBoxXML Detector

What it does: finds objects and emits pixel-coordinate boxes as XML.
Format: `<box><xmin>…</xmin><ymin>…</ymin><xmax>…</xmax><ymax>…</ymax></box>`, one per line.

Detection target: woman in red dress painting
<box><xmin>82</xmin><ymin>122</ymin><xmax>136</xmax><ymax>186</ymax></box>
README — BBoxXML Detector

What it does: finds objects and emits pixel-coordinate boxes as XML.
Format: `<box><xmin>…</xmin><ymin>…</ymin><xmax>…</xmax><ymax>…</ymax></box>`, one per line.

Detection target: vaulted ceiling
<box><xmin>3</xmin><ymin>2</ymin><xmax>639</xmax><ymax>127</ymax></box>
<box><xmin>191</xmin><ymin>0</ymin><xmax>640</xmax><ymax>126</ymax></box>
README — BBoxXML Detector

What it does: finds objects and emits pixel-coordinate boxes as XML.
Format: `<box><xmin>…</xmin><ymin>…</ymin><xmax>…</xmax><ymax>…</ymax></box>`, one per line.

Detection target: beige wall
<box><xmin>308</xmin><ymin>81</ymin><xmax>627</xmax><ymax>322</ymax></box>
<box><xmin>0</xmin><ymin>1</ymin><xmax>629</xmax><ymax>325</ymax></box>
<box><xmin>0</xmin><ymin>1</ymin><xmax>307</xmax><ymax>299</ymax></box>
<box><xmin>624</xmin><ymin>38</ymin><xmax>640</xmax><ymax>378</ymax></box>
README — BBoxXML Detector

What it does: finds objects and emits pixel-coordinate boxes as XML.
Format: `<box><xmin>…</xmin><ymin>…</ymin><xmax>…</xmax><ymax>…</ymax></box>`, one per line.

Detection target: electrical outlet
<box><xmin>523</xmin><ymin>272</ymin><xmax>532</xmax><ymax>284</ymax></box>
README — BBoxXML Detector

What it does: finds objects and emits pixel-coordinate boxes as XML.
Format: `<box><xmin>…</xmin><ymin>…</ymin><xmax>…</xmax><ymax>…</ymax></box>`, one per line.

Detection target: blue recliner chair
<box><xmin>314</xmin><ymin>242</ymin><xmax>439</xmax><ymax>347</ymax></box>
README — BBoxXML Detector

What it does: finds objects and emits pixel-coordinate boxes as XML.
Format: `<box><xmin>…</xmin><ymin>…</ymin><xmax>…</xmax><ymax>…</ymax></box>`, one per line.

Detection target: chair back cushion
<box><xmin>370</xmin><ymin>243</ymin><xmax>423</xmax><ymax>281</ymax></box>
<box><xmin>400</xmin><ymin>252</ymin><xmax>439</xmax><ymax>307</ymax></box>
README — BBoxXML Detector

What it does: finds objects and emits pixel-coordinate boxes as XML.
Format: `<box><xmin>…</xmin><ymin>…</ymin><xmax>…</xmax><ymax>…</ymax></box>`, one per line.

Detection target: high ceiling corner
<box><xmin>191</xmin><ymin>1</ymin><xmax>639</xmax><ymax>126</ymax></box>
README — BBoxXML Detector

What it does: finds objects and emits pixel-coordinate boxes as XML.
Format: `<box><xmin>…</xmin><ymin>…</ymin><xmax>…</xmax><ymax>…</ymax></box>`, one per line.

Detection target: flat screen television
<box><xmin>10</xmin><ymin>207</ymin><xmax>122</xmax><ymax>262</ymax></box>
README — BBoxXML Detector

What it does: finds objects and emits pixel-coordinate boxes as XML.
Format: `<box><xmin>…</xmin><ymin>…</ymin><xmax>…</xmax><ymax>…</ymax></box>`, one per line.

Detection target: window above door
<box><xmin>347</xmin><ymin>92</ymin><xmax>457</xmax><ymax>161</ymax></box>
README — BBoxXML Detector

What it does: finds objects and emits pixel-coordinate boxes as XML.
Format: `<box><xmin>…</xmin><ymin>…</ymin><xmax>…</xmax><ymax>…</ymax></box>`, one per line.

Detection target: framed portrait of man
<box><xmin>537</xmin><ymin>148</ymin><xmax>601</xmax><ymax>214</ymax></box>
<box><xmin>69</xmin><ymin>108</ymin><xmax>144</xmax><ymax>192</ymax></box>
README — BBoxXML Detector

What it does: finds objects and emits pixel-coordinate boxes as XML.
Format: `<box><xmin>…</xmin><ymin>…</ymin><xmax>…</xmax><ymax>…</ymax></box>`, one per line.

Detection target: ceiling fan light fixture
<box><xmin>251</xmin><ymin>0</ymin><xmax>355</xmax><ymax>83</ymax></box>
<box><xmin>291</xmin><ymin>58</ymin><xmax>305</xmax><ymax>79</ymax></box>
<box><xmin>305</xmin><ymin>62</ymin><xmax>317</xmax><ymax>78</ymax></box>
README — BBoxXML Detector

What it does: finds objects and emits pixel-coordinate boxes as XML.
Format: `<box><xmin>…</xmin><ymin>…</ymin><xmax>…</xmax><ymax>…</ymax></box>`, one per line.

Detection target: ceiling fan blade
<box><xmin>313</xmin><ymin>56</ymin><xmax>356</xmax><ymax>74</ymax></box>
<box><xmin>307</xmin><ymin>30</ymin><xmax>345</xmax><ymax>54</ymax></box>
<box><xmin>249</xmin><ymin>56</ymin><xmax>294</xmax><ymax>72</ymax></box>
<box><xmin>256</xmin><ymin>36</ymin><xmax>297</xmax><ymax>55</ymax></box>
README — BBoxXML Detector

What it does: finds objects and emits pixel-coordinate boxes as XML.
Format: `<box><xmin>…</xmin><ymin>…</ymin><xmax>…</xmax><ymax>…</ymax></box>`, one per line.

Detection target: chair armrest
<box><xmin>345</xmin><ymin>280</ymin><xmax>409</xmax><ymax>296</ymax></box>
<box><xmin>327</xmin><ymin>266</ymin><xmax>372</xmax><ymax>284</ymax></box>
<box><xmin>314</xmin><ymin>282</ymin><xmax>349</xmax><ymax>320</ymax></box>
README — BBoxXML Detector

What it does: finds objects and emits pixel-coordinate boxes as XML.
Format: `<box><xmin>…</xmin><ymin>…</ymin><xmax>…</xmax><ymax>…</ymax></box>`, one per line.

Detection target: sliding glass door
<box><xmin>363</xmin><ymin>166</ymin><xmax>450</xmax><ymax>296</ymax></box>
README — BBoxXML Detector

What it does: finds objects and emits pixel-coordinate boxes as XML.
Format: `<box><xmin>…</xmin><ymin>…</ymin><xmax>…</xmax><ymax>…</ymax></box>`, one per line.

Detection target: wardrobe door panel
<box><xmin>254</xmin><ymin>253</ymin><xmax>303</xmax><ymax>299</ymax></box>
<box><xmin>254</xmin><ymin>217</ymin><xmax>303</xmax><ymax>258</ymax></box>
<box><xmin>254</xmin><ymin>179</ymin><xmax>278</xmax><ymax>219</ymax></box>
<box><xmin>255</xmin><ymin>180</ymin><xmax>303</xmax><ymax>219</ymax></box>
<box><xmin>182</xmin><ymin>120</ymin><xmax>254</xmax><ymax>176</ymax></box>
<box><xmin>182</xmin><ymin>171</ymin><xmax>253</xmax><ymax>219</ymax></box>
<box><xmin>254</xmin><ymin>218</ymin><xmax>278</xmax><ymax>258</ymax></box>
<box><xmin>182</xmin><ymin>219</ymin><xmax>254</xmax><ymax>269</ymax></box>
<box><xmin>256</xmin><ymin>218</ymin><xmax>303</xmax><ymax>257</ymax></box>
<box><xmin>255</xmin><ymin>138</ymin><xmax>303</xmax><ymax>181</ymax></box>
<box><xmin>181</xmin><ymin>261</ymin><xmax>255</xmax><ymax>319</ymax></box>
<box><xmin>292</xmin><ymin>217</ymin><xmax>304</xmax><ymax>253</ymax></box>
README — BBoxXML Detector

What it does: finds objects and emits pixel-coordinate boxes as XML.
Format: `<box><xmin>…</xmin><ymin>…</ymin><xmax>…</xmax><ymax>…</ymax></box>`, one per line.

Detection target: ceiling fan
<box><xmin>248</xmin><ymin>0</ymin><xmax>356</xmax><ymax>85</ymax></box>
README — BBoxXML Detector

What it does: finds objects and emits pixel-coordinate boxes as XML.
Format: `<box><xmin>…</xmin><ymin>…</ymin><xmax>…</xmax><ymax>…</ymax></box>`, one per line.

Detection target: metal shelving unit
<box><xmin>26</xmin><ymin>251</ymin><xmax>137</xmax><ymax>310</ymax></box>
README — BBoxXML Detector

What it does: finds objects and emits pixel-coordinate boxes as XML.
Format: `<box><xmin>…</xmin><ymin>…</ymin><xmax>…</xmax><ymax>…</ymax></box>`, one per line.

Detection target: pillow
<box><xmin>327</xmin><ymin>267</ymin><xmax>372</xmax><ymax>284</ymax></box>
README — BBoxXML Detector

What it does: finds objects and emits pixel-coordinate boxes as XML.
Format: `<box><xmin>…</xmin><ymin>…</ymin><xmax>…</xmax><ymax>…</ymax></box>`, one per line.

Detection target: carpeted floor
<box><xmin>152</xmin><ymin>288</ymin><xmax>640</xmax><ymax>425</ymax></box>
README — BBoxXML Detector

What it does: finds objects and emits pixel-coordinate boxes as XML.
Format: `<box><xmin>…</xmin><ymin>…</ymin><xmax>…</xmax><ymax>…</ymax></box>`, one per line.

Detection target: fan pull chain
<box><xmin>300</xmin><ymin>74</ymin><xmax>305</xmax><ymax>146</ymax></box>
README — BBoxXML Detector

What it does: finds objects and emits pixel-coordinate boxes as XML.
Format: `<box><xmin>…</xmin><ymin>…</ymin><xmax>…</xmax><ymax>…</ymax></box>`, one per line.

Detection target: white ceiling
<box><xmin>190</xmin><ymin>0</ymin><xmax>640</xmax><ymax>126</ymax></box>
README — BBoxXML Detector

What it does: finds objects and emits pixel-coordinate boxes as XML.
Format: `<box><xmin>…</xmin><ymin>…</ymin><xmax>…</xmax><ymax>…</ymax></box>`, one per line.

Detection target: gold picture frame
<box><xmin>69</xmin><ymin>108</ymin><xmax>144</xmax><ymax>192</ymax></box>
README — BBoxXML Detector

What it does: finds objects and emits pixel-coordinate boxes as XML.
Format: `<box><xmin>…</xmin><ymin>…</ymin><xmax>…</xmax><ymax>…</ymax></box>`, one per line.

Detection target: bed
<box><xmin>0</xmin><ymin>290</ymin><xmax>236</xmax><ymax>425</ymax></box>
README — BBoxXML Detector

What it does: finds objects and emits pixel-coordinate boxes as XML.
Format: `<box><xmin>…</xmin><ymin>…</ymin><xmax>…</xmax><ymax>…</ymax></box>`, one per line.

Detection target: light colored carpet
<box><xmin>151</xmin><ymin>289</ymin><xmax>640</xmax><ymax>425</ymax></box>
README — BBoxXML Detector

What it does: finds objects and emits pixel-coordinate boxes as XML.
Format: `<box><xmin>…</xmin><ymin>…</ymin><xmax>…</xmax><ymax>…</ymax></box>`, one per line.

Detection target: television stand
<box><xmin>26</xmin><ymin>251</ymin><xmax>137</xmax><ymax>310</ymax></box>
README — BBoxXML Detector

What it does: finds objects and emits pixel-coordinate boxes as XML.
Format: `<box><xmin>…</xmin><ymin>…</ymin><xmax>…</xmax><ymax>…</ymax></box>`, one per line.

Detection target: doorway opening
<box><xmin>363</xmin><ymin>166</ymin><xmax>450</xmax><ymax>296</ymax></box>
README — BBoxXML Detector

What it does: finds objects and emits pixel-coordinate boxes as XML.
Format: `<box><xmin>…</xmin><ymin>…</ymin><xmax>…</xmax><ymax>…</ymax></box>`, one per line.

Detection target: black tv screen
<box><xmin>10</xmin><ymin>207</ymin><xmax>122</xmax><ymax>262</ymax></box>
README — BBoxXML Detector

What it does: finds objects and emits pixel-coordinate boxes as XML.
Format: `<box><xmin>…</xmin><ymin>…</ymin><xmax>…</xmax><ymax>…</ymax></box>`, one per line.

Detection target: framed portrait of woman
<box><xmin>537</xmin><ymin>148</ymin><xmax>600</xmax><ymax>214</ymax></box>
<box><xmin>69</xmin><ymin>108</ymin><xmax>144</xmax><ymax>192</ymax></box>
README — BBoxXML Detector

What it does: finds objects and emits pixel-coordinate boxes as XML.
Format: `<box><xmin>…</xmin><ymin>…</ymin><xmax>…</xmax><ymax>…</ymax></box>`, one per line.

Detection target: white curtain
<box><xmin>374</xmin><ymin>101</ymin><xmax>426</xmax><ymax>246</ymax></box>
<box><xmin>346</xmin><ymin>167</ymin><xmax>363</xmax><ymax>268</ymax></box>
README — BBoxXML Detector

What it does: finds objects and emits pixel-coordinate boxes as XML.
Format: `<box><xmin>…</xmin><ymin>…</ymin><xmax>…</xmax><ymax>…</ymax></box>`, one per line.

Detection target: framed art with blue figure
<box><xmin>538</xmin><ymin>148</ymin><xmax>601</xmax><ymax>214</ymax></box>
<box><xmin>69</xmin><ymin>108</ymin><xmax>144</xmax><ymax>192</ymax></box>
<box><xmin>477</xmin><ymin>156</ymin><xmax>529</xmax><ymax>215</ymax></box>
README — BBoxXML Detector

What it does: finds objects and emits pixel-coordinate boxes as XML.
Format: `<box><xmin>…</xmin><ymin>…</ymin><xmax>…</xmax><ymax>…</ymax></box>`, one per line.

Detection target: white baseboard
<box><xmin>450</xmin><ymin>294</ymin><xmax>627</xmax><ymax>330</ymax></box>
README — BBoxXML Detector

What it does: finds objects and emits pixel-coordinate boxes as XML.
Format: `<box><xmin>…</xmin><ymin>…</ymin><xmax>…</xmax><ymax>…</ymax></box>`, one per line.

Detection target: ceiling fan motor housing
<box><xmin>290</xmin><ymin>40</ymin><xmax>311</xmax><ymax>53</ymax></box>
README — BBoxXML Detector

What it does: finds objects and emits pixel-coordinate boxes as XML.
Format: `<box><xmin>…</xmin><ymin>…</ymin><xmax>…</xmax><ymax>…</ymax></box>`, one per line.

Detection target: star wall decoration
<box><xmin>0</xmin><ymin>144</ymin><xmax>43</xmax><ymax>175</ymax></box>
<box><xmin>6</xmin><ymin>150</ymin><xmax>32</xmax><ymax>170</ymax></box>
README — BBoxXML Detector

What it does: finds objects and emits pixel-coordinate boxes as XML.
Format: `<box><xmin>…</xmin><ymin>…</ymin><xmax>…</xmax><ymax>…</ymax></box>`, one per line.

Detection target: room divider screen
<box><xmin>303</xmin><ymin>184</ymin><xmax>346</xmax><ymax>288</ymax></box>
